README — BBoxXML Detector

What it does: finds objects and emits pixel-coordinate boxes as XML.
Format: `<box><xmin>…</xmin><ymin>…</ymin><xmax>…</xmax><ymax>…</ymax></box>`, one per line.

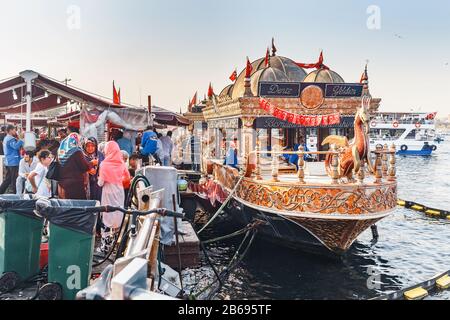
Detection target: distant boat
<box><xmin>369</xmin><ymin>112</ymin><xmax>438</xmax><ymax>156</ymax></box>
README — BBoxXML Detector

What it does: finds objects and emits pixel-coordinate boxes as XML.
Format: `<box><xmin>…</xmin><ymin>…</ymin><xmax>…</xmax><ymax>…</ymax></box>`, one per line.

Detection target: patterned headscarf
<box><xmin>58</xmin><ymin>133</ymin><xmax>82</xmax><ymax>167</ymax></box>
<box><xmin>83</xmin><ymin>137</ymin><xmax>99</xmax><ymax>160</ymax></box>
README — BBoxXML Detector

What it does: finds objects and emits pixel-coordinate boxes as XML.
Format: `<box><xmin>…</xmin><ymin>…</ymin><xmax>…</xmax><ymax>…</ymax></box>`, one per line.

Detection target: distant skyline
<box><xmin>1</xmin><ymin>0</ymin><xmax>449</xmax><ymax>116</ymax></box>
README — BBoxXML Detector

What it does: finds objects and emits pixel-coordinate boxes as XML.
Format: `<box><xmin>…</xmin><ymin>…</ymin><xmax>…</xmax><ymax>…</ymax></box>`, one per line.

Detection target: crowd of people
<box><xmin>0</xmin><ymin>123</ymin><xmax>176</xmax><ymax>255</ymax></box>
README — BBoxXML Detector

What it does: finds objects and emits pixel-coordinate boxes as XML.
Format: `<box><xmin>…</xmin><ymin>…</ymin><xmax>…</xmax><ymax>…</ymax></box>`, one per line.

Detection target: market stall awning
<box><xmin>152</xmin><ymin>106</ymin><xmax>191</xmax><ymax>126</ymax></box>
<box><xmin>0</xmin><ymin>70</ymin><xmax>121</xmax><ymax>115</ymax></box>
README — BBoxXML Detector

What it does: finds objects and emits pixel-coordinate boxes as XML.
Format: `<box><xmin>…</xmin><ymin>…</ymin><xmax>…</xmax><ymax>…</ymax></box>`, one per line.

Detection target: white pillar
<box><xmin>19</xmin><ymin>70</ymin><xmax>39</xmax><ymax>151</ymax></box>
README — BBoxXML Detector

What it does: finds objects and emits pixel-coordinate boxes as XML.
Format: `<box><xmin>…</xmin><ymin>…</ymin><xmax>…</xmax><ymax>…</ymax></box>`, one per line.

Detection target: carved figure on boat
<box><xmin>322</xmin><ymin>96</ymin><xmax>374</xmax><ymax>182</ymax></box>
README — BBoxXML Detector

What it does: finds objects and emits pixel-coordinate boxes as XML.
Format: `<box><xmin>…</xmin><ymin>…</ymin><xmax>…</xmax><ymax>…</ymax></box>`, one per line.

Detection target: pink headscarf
<box><xmin>99</xmin><ymin>141</ymin><xmax>130</xmax><ymax>186</ymax></box>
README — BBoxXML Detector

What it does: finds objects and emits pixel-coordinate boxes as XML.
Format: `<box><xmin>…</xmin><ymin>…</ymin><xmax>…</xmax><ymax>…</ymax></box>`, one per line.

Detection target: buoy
<box><xmin>436</xmin><ymin>275</ymin><xmax>450</xmax><ymax>290</ymax></box>
<box><xmin>411</xmin><ymin>205</ymin><xmax>424</xmax><ymax>211</ymax></box>
<box><xmin>425</xmin><ymin>209</ymin><xmax>441</xmax><ymax>217</ymax></box>
<box><xmin>404</xmin><ymin>287</ymin><xmax>428</xmax><ymax>300</ymax></box>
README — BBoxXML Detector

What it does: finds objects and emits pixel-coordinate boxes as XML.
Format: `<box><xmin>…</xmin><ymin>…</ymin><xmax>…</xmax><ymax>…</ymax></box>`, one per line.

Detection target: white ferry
<box><xmin>369</xmin><ymin>112</ymin><xmax>438</xmax><ymax>156</ymax></box>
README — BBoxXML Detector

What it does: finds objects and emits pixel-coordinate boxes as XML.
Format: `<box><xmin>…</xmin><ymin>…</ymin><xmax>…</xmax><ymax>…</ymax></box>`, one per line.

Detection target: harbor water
<box><xmin>190</xmin><ymin>141</ymin><xmax>450</xmax><ymax>300</ymax></box>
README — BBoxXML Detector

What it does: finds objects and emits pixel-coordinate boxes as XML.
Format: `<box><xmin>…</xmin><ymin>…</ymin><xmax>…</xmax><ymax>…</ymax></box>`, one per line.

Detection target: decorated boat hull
<box><xmin>226</xmin><ymin>199</ymin><xmax>384</xmax><ymax>255</ymax></box>
<box><xmin>198</xmin><ymin>161</ymin><xmax>397</xmax><ymax>254</ymax></box>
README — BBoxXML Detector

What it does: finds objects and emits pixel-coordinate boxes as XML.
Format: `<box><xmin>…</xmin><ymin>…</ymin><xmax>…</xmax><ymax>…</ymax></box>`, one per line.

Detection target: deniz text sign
<box><xmin>260</xmin><ymin>82</ymin><xmax>364</xmax><ymax>98</ymax></box>
<box><xmin>259</xmin><ymin>82</ymin><xmax>301</xmax><ymax>98</ymax></box>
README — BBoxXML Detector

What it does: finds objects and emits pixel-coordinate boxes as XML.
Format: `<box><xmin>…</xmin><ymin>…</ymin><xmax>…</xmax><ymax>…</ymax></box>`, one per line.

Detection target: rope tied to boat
<box><xmin>202</xmin><ymin>220</ymin><xmax>266</xmax><ymax>245</ymax></box>
<box><xmin>197</xmin><ymin>174</ymin><xmax>246</xmax><ymax>235</ymax></box>
<box><xmin>191</xmin><ymin>228</ymin><xmax>259</xmax><ymax>300</ymax></box>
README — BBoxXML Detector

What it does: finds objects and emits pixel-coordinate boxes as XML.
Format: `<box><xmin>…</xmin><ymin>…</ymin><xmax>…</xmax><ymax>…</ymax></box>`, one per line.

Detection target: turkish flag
<box><xmin>265</xmin><ymin>47</ymin><xmax>270</xmax><ymax>67</ymax></box>
<box><xmin>287</xmin><ymin>112</ymin><xmax>295</xmax><ymax>123</ymax></box>
<box><xmin>208</xmin><ymin>83</ymin><xmax>214</xmax><ymax>98</ymax></box>
<box><xmin>245</xmin><ymin>57</ymin><xmax>253</xmax><ymax>78</ymax></box>
<box><xmin>229</xmin><ymin>69</ymin><xmax>237</xmax><ymax>82</ymax></box>
<box><xmin>113</xmin><ymin>81</ymin><xmax>120</xmax><ymax>105</ymax></box>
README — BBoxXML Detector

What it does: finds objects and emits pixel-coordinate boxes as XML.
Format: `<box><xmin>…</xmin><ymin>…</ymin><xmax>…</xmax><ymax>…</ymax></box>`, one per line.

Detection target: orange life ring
<box><xmin>415</xmin><ymin>122</ymin><xmax>421</xmax><ymax>128</ymax></box>
<box><xmin>370</xmin><ymin>120</ymin><xmax>377</xmax><ymax>127</ymax></box>
<box><xmin>393</xmin><ymin>121</ymin><xmax>399</xmax><ymax>128</ymax></box>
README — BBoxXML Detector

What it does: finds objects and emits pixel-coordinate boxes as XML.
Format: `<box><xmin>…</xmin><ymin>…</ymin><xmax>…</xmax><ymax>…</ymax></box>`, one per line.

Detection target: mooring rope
<box><xmin>191</xmin><ymin>228</ymin><xmax>258</xmax><ymax>300</ymax></box>
<box><xmin>201</xmin><ymin>220</ymin><xmax>266</xmax><ymax>245</ymax></box>
<box><xmin>197</xmin><ymin>174</ymin><xmax>246</xmax><ymax>235</ymax></box>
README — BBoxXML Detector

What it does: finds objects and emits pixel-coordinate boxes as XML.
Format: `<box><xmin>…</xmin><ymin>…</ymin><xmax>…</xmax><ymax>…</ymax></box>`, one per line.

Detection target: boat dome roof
<box><xmin>228</xmin><ymin>56</ymin><xmax>307</xmax><ymax>99</ymax></box>
<box><xmin>304</xmin><ymin>68</ymin><xmax>345</xmax><ymax>83</ymax></box>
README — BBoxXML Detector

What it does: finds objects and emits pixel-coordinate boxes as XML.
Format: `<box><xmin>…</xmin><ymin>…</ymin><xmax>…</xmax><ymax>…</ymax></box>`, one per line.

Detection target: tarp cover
<box><xmin>80</xmin><ymin>105</ymin><xmax>150</xmax><ymax>141</ymax></box>
<box><xmin>35</xmin><ymin>199</ymin><xmax>99</xmax><ymax>235</ymax></box>
<box><xmin>0</xmin><ymin>195</ymin><xmax>40</xmax><ymax>220</ymax></box>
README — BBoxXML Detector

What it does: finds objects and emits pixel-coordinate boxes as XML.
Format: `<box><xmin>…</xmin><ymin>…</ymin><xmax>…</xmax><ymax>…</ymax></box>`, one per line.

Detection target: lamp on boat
<box><xmin>57</xmin><ymin>96</ymin><xmax>61</xmax><ymax>104</ymax></box>
<box><xmin>12</xmin><ymin>89</ymin><xmax>18</xmax><ymax>101</ymax></box>
<box><xmin>44</xmin><ymin>91</ymin><xmax>49</xmax><ymax>98</ymax></box>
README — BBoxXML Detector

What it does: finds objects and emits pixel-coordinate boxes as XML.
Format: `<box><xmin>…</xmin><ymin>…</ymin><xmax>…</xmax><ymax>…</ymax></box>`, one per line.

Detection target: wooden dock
<box><xmin>163</xmin><ymin>221</ymin><xmax>200</xmax><ymax>270</ymax></box>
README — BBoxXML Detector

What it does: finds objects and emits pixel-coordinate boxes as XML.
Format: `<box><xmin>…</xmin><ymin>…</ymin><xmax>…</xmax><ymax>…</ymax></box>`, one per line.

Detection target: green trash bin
<box><xmin>35</xmin><ymin>198</ymin><xmax>99</xmax><ymax>300</ymax></box>
<box><xmin>0</xmin><ymin>195</ymin><xmax>41</xmax><ymax>293</ymax></box>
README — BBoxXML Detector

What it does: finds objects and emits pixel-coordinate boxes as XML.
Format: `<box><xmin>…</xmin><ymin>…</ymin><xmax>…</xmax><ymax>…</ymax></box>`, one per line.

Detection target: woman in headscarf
<box><xmin>97</xmin><ymin>141</ymin><xmax>131</xmax><ymax>255</ymax></box>
<box><xmin>57</xmin><ymin>133</ymin><xmax>95</xmax><ymax>199</ymax></box>
<box><xmin>83</xmin><ymin>137</ymin><xmax>104</xmax><ymax>201</ymax></box>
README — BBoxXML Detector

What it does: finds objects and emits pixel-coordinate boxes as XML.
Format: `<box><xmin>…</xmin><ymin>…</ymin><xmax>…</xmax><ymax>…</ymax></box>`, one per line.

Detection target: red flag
<box><xmin>118</xmin><ymin>88</ymin><xmax>121</xmax><ymax>104</ymax></box>
<box><xmin>208</xmin><ymin>83</ymin><xmax>214</xmax><ymax>98</ymax></box>
<box><xmin>265</xmin><ymin>47</ymin><xmax>270</xmax><ymax>67</ymax></box>
<box><xmin>113</xmin><ymin>81</ymin><xmax>120</xmax><ymax>105</ymax></box>
<box><xmin>190</xmin><ymin>92</ymin><xmax>197</xmax><ymax>107</ymax></box>
<box><xmin>318</xmin><ymin>51</ymin><xmax>324</xmax><ymax>66</ymax></box>
<box><xmin>229</xmin><ymin>69</ymin><xmax>237</xmax><ymax>82</ymax></box>
<box><xmin>245</xmin><ymin>57</ymin><xmax>253</xmax><ymax>78</ymax></box>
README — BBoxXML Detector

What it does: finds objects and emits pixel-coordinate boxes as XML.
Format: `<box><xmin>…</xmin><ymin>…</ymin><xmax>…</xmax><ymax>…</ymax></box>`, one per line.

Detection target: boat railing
<box><xmin>373</xmin><ymin>118</ymin><xmax>435</xmax><ymax>125</ymax></box>
<box><xmin>246</xmin><ymin>143</ymin><xmax>397</xmax><ymax>185</ymax></box>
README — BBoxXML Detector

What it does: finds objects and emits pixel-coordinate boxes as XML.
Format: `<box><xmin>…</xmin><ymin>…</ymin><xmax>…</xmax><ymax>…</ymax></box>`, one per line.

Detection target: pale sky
<box><xmin>1</xmin><ymin>0</ymin><xmax>449</xmax><ymax>116</ymax></box>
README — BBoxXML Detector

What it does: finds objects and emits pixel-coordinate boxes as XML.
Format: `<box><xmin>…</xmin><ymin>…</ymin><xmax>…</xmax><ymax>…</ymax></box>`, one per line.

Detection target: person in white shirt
<box><xmin>16</xmin><ymin>151</ymin><xmax>38</xmax><ymax>195</ymax></box>
<box><xmin>159</xmin><ymin>131</ymin><xmax>174</xmax><ymax>166</ymax></box>
<box><xmin>27</xmin><ymin>150</ymin><xmax>53</xmax><ymax>198</ymax></box>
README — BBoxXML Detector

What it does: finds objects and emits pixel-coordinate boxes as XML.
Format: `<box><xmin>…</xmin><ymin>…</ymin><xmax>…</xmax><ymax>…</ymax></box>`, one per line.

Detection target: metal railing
<box><xmin>243</xmin><ymin>143</ymin><xmax>397</xmax><ymax>185</ymax></box>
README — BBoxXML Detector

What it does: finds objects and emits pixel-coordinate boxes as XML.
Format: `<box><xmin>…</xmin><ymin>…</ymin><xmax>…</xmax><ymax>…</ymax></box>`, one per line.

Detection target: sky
<box><xmin>0</xmin><ymin>0</ymin><xmax>449</xmax><ymax>116</ymax></box>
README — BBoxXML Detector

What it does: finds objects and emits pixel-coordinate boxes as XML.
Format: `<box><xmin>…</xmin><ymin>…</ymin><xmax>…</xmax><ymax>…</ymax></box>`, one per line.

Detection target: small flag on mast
<box><xmin>229</xmin><ymin>69</ymin><xmax>237</xmax><ymax>82</ymax></box>
<box><xmin>245</xmin><ymin>57</ymin><xmax>253</xmax><ymax>78</ymax></box>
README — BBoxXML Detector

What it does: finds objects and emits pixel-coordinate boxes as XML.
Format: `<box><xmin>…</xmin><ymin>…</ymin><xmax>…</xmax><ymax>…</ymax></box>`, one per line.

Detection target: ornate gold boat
<box><xmin>183</xmin><ymin>47</ymin><xmax>397</xmax><ymax>253</ymax></box>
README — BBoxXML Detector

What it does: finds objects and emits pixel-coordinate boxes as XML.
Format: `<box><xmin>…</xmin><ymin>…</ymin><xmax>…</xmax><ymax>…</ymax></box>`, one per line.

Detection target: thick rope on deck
<box><xmin>397</xmin><ymin>199</ymin><xmax>450</xmax><ymax>220</ymax></box>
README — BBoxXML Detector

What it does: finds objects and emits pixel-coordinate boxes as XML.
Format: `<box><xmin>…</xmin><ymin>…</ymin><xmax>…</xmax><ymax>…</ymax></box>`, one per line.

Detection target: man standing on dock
<box><xmin>0</xmin><ymin>125</ymin><xmax>24</xmax><ymax>194</ymax></box>
<box><xmin>160</xmin><ymin>131</ymin><xmax>174</xmax><ymax>166</ymax></box>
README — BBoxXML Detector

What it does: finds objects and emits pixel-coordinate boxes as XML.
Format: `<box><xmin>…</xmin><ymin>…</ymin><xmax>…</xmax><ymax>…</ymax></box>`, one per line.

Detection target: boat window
<box><xmin>405</xmin><ymin>129</ymin><xmax>417</xmax><ymax>140</ymax></box>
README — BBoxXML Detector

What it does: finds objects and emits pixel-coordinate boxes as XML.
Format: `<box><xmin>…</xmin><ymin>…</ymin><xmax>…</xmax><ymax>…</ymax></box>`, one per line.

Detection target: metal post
<box><xmin>382</xmin><ymin>144</ymin><xmax>389</xmax><ymax>176</ymax></box>
<box><xmin>331</xmin><ymin>146</ymin><xmax>339</xmax><ymax>184</ymax></box>
<box><xmin>19</xmin><ymin>70</ymin><xmax>38</xmax><ymax>151</ymax></box>
<box><xmin>374</xmin><ymin>145</ymin><xmax>383</xmax><ymax>184</ymax></box>
<box><xmin>255</xmin><ymin>141</ymin><xmax>262</xmax><ymax>180</ymax></box>
<box><xmin>388</xmin><ymin>143</ymin><xmax>397</xmax><ymax>181</ymax></box>
<box><xmin>271</xmin><ymin>146</ymin><xmax>279</xmax><ymax>182</ymax></box>
<box><xmin>298</xmin><ymin>146</ymin><xmax>305</xmax><ymax>184</ymax></box>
